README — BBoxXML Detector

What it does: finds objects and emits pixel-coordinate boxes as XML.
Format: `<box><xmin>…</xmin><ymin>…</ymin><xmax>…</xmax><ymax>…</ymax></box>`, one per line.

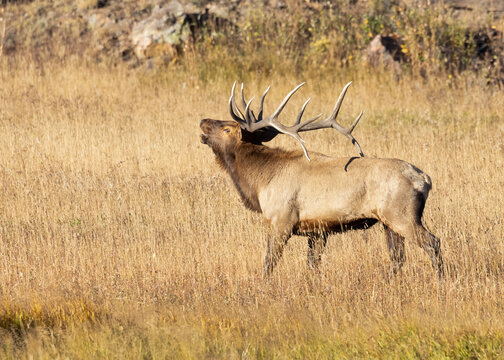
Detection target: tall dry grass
<box><xmin>0</xmin><ymin>58</ymin><xmax>503</xmax><ymax>357</ymax></box>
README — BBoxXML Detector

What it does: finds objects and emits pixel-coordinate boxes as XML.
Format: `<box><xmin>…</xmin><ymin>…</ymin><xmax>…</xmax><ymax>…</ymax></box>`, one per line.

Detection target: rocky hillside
<box><xmin>1</xmin><ymin>0</ymin><xmax>503</xmax><ymax>82</ymax></box>
<box><xmin>0</xmin><ymin>0</ymin><xmax>254</xmax><ymax>65</ymax></box>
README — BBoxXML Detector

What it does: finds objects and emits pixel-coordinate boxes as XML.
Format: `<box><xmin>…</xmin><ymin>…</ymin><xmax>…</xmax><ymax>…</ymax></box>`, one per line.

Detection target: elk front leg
<box><xmin>263</xmin><ymin>231</ymin><xmax>291</xmax><ymax>278</ymax></box>
<box><xmin>259</xmin><ymin>195</ymin><xmax>299</xmax><ymax>278</ymax></box>
<box><xmin>307</xmin><ymin>233</ymin><xmax>327</xmax><ymax>269</ymax></box>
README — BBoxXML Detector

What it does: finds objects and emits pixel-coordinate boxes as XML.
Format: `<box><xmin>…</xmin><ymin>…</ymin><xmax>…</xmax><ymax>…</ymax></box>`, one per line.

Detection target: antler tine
<box><xmin>296</xmin><ymin>136</ymin><xmax>311</xmax><ymax>161</ymax></box>
<box><xmin>294</xmin><ymin>97</ymin><xmax>323</xmax><ymax>127</ymax></box>
<box><xmin>348</xmin><ymin>110</ymin><xmax>363</xmax><ymax>133</ymax></box>
<box><xmin>348</xmin><ymin>111</ymin><xmax>364</xmax><ymax>157</ymax></box>
<box><xmin>300</xmin><ymin>81</ymin><xmax>365</xmax><ymax>157</ymax></box>
<box><xmin>240</xmin><ymin>83</ymin><xmax>247</xmax><ymax>111</ymax></box>
<box><xmin>294</xmin><ymin>99</ymin><xmax>324</xmax><ymax>126</ymax></box>
<box><xmin>244</xmin><ymin>97</ymin><xmax>255</xmax><ymax>128</ymax></box>
<box><xmin>295</xmin><ymin>98</ymin><xmax>310</xmax><ymax>125</ymax></box>
<box><xmin>257</xmin><ymin>85</ymin><xmax>271</xmax><ymax>121</ymax></box>
<box><xmin>258</xmin><ymin>82</ymin><xmax>305</xmax><ymax>125</ymax></box>
<box><xmin>240</xmin><ymin>83</ymin><xmax>258</xmax><ymax>123</ymax></box>
<box><xmin>243</xmin><ymin>82</ymin><xmax>318</xmax><ymax>160</ymax></box>
<box><xmin>267</xmin><ymin>119</ymin><xmax>313</xmax><ymax>160</ymax></box>
<box><xmin>328</xmin><ymin>81</ymin><xmax>352</xmax><ymax>126</ymax></box>
<box><xmin>229</xmin><ymin>81</ymin><xmax>246</xmax><ymax>124</ymax></box>
<box><xmin>301</xmin><ymin>82</ymin><xmax>351</xmax><ymax>130</ymax></box>
<box><xmin>263</xmin><ymin>112</ymin><xmax>320</xmax><ymax>161</ymax></box>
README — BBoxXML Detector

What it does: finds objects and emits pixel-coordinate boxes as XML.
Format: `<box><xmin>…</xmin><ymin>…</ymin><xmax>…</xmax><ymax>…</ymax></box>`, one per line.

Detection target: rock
<box><xmin>84</xmin><ymin>8</ymin><xmax>133</xmax><ymax>63</ymax></box>
<box><xmin>97</xmin><ymin>0</ymin><xmax>109</xmax><ymax>8</ymax></box>
<box><xmin>434</xmin><ymin>0</ymin><xmax>504</xmax><ymax>18</ymax></box>
<box><xmin>85</xmin><ymin>12</ymin><xmax>114</xmax><ymax>30</ymax></box>
<box><xmin>466</xmin><ymin>28</ymin><xmax>504</xmax><ymax>84</ymax></box>
<box><xmin>131</xmin><ymin>1</ymin><xmax>190</xmax><ymax>61</ymax></box>
<box><xmin>471</xmin><ymin>28</ymin><xmax>502</xmax><ymax>60</ymax></box>
<box><xmin>364</xmin><ymin>34</ymin><xmax>406</xmax><ymax>77</ymax></box>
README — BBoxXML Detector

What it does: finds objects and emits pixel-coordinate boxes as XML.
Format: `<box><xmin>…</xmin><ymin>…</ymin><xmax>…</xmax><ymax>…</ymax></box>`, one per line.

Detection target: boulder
<box><xmin>364</xmin><ymin>34</ymin><xmax>406</xmax><ymax>77</ymax></box>
<box><xmin>434</xmin><ymin>0</ymin><xmax>504</xmax><ymax>18</ymax></box>
<box><xmin>85</xmin><ymin>9</ymin><xmax>133</xmax><ymax>62</ymax></box>
<box><xmin>131</xmin><ymin>1</ymin><xmax>190</xmax><ymax>61</ymax></box>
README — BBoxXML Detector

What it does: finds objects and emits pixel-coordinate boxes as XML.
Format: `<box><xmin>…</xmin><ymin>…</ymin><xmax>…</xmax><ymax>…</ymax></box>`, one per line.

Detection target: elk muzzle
<box><xmin>200</xmin><ymin>119</ymin><xmax>213</xmax><ymax>145</ymax></box>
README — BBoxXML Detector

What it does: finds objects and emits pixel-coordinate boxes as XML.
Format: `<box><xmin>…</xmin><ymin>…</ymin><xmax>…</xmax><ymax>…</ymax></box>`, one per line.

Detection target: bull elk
<box><xmin>200</xmin><ymin>82</ymin><xmax>443</xmax><ymax>278</ymax></box>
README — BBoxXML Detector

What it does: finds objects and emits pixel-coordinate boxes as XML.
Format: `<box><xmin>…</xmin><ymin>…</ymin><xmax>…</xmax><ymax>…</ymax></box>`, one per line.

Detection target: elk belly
<box><xmin>295</xmin><ymin>218</ymin><xmax>378</xmax><ymax>234</ymax></box>
<box><xmin>294</xmin><ymin>182</ymin><xmax>375</xmax><ymax>234</ymax></box>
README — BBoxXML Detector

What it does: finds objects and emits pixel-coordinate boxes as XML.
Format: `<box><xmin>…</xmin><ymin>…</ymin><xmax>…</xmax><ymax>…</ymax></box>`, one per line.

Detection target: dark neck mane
<box><xmin>213</xmin><ymin>142</ymin><xmax>299</xmax><ymax>213</ymax></box>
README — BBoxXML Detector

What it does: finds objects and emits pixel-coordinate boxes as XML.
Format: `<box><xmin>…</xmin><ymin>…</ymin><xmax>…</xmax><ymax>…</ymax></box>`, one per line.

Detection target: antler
<box><xmin>299</xmin><ymin>82</ymin><xmax>364</xmax><ymax>157</ymax></box>
<box><xmin>229</xmin><ymin>81</ymin><xmax>364</xmax><ymax>160</ymax></box>
<box><xmin>230</xmin><ymin>82</ymin><xmax>321</xmax><ymax>160</ymax></box>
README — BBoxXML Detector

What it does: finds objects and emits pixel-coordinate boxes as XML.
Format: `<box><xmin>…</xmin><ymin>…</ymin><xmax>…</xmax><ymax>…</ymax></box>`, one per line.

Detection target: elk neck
<box><xmin>213</xmin><ymin>141</ymin><xmax>298</xmax><ymax>213</ymax></box>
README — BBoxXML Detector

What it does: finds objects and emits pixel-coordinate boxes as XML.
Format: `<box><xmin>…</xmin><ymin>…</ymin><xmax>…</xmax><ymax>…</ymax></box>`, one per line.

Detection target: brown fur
<box><xmin>200</xmin><ymin>118</ymin><xmax>443</xmax><ymax>278</ymax></box>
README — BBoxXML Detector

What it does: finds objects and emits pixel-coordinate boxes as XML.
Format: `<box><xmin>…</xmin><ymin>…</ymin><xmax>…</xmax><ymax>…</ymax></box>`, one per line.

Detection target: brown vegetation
<box><xmin>0</xmin><ymin>4</ymin><xmax>503</xmax><ymax>357</ymax></box>
<box><xmin>0</xmin><ymin>55</ymin><xmax>503</xmax><ymax>356</ymax></box>
<box><xmin>1</xmin><ymin>0</ymin><xmax>504</xmax><ymax>83</ymax></box>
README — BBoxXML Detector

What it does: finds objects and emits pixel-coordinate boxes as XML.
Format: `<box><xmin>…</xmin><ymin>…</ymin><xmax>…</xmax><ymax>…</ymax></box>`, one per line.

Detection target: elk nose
<box><xmin>200</xmin><ymin>118</ymin><xmax>214</xmax><ymax>133</ymax></box>
<box><xmin>200</xmin><ymin>119</ymin><xmax>210</xmax><ymax>128</ymax></box>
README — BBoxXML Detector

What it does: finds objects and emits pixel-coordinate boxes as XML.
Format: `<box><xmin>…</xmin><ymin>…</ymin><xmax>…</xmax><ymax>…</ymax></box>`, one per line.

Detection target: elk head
<box><xmin>200</xmin><ymin>119</ymin><xmax>242</xmax><ymax>156</ymax></box>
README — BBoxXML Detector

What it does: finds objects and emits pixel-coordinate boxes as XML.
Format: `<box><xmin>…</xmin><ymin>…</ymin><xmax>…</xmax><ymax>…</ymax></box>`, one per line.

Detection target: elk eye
<box><xmin>223</xmin><ymin>128</ymin><xmax>231</xmax><ymax>134</ymax></box>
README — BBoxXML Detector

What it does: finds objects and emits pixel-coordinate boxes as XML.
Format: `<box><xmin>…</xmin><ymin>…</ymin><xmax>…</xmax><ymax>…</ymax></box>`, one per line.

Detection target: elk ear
<box><xmin>233</xmin><ymin>124</ymin><xmax>242</xmax><ymax>140</ymax></box>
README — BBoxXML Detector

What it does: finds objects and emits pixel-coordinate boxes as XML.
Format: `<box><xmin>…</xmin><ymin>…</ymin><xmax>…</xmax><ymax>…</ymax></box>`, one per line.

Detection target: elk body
<box><xmin>200</xmin><ymin>82</ymin><xmax>443</xmax><ymax>277</ymax></box>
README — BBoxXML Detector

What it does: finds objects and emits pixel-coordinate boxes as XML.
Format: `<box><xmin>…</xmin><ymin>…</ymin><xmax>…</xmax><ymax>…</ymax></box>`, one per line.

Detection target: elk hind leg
<box><xmin>390</xmin><ymin>221</ymin><xmax>443</xmax><ymax>278</ymax></box>
<box><xmin>307</xmin><ymin>233</ymin><xmax>327</xmax><ymax>269</ymax></box>
<box><xmin>263</xmin><ymin>231</ymin><xmax>291</xmax><ymax>278</ymax></box>
<box><xmin>381</xmin><ymin>188</ymin><xmax>443</xmax><ymax>278</ymax></box>
<box><xmin>414</xmin><ymin>225</ymin><xmax>443</xmax><ymax>278</ymax></box>
<box><xmin>384</xmin><ymin>225</ymin><xmax>405</xmax><ymax>274</ymax></box>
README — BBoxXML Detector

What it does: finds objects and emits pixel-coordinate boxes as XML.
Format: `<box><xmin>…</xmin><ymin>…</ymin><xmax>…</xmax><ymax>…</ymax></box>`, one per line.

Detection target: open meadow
<box><xmin>0</xmin><ymin>58</ymin><xmax>504</xmax><ymax>358</ymax></box>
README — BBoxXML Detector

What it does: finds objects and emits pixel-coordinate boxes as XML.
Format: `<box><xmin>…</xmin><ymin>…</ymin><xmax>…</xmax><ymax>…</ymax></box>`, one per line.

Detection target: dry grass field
<box><xmin>0</xmin><ymin>58</ymin><xmax>504</xmax><ymax>358</ymax></box>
